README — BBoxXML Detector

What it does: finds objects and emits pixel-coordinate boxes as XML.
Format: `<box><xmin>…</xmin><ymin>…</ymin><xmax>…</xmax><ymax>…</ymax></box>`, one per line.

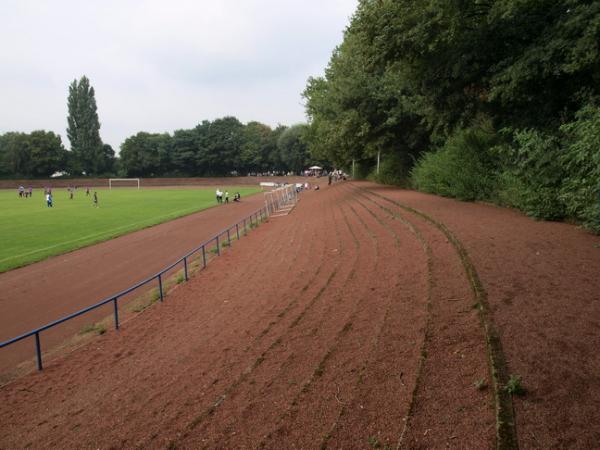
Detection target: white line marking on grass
<box><xmin>0</xmin><ymin>205</ymin><xmax>204</xmax><ymax>265</ymax></box>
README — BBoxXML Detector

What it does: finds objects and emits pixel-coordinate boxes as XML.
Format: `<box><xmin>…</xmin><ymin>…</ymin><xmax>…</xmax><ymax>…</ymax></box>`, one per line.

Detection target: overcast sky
<box><xmin>0</xmin><ymin>0</ymin><xmax>357</xmax><ymax>151</ymax></box>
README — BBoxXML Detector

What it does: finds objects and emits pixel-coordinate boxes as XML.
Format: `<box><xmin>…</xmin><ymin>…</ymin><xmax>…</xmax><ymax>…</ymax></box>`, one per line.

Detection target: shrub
<box><xmin>559</xmin><ymin>104</ymin><xmax>600</xmax><ymax>233</ymax></box>
<box><xmin>350</xmin><ymin>159</ymin><xmax>374</xmax><ymax>180</ymax></box>
<box><xmin>368</xmin><ymin>151</ymin><xmax>413</xmax><ymax>186</ymax></box>
<box><xmin>495</xmin><ymin>129</ymin><xmax>566</xmax><ymax>220</ymax></box>
<box><xmin>411</xmin><ymin>126</ymin><xmax>498</xmax><ymax>201</ymax></box>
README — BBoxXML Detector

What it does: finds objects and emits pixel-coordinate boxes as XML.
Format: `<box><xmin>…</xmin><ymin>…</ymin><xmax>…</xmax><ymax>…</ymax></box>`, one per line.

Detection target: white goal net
<box><xmin>109</xmin><ymin>178</ymin><xmax>140</xmax><ymax>189</ymax></box>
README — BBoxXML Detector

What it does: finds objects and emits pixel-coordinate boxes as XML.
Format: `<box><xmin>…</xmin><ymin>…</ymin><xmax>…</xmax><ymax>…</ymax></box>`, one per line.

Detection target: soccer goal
<box><xmin>109</xmin><ymin>178</ymin><xmax>140</xmax><ymax>189</ymax></box>
<box><xmin>264</xmin><ymin>184</ymin><xmax>298</xmax><ymax>216</ymax></box>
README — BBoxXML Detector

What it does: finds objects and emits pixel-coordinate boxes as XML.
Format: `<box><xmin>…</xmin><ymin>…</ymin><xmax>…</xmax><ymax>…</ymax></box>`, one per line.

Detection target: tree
<box><xmin>0</xmin><ymin>133</ymin><xmax>30</xmax><ymax>176</ymax></box>
<box><xmin>267</xmin><ymin>125</ymin><xmax>288</xmax><ymax>171</ymax></box>
<box><xmin>203</xmin><ymin>117</ymin><xmax>244</xmax><ymax>175</ymax></box>
<box><xmin>119</xmin><ymin>132</ymin><xmax>172</xmax><ymax>177</ymax></box>
<box><xmin>67</xmin><ymin>76</ymin><xmax>104</xmax><ymax>175</ymax></box>
<box><xmin>99</xmin><ymin>144</ymin><xmax>116</xmax><ymax>175</ymax></box>
<box><xmin>171</xmin><ymin>128</ymin><xmax>200</xmax><ymax>176</ymax></box>
<box><xmin>28</xmin><ymin>131</ymin><xmax>68</xmax><ymax>177</ymax></box>
<box><xmin>0</xmin><ymin>131</ymin><xmax>67</xmax><ymax>177</ymax></box>
<box><xmin>278</xmin><ymin>124</ymin><xmax>310</xmax><ymax>173</ymax></box>
<box><xmin>240</xmin><ymin>121</ymin><xmax>273</xmax><ymax>173</ymax></box>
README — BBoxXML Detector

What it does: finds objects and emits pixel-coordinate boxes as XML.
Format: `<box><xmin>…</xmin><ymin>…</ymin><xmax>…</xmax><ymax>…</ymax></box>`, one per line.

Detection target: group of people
<box><xmin>328</xmin><ymin>169</ymin><xmax>346</xmax><ymax>185</ymax></box>
<box><xmin>35</xmin><ymin>186</ymin><xmax>97</xmax><ymax>208</ymax></box>
<box><xmin>17</xmin><ymin>185</ymin><xmax>33</xmax><ymax>198</ymax></box>
<box><xmin>216</xmin><ymin>189</ymin><xmax>241</xmax><ymax>204</ymax></box>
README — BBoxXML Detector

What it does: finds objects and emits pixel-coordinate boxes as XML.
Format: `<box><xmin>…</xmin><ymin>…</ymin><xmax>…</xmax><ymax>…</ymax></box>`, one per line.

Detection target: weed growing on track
<box><xmin>367</xmin><ymin>436</ymin><xmax>391</xmax><ymax>449</ymax></box>
<box><xmin>359</xmin><ymin>186</ymin><xmax>519</xmax><ymax>449</ymax></box>
<box><xmin>505</xmin><ymin>374</ymin><xmax>526</xmax><ymax>396</ymax></box>
<box><xmin>79</xmin><ymin>323</ymin><xmax>106</xmax><ymax>335</ymax></box>
<box><xmin>150</xmin><ymin>289</ymin><xmax>161</xmax><ymax>302</ymax></box>
<box><xmin>475</xmin><ymin>378</ymin><xmax>488</xmax><ymax>391</ymax></box>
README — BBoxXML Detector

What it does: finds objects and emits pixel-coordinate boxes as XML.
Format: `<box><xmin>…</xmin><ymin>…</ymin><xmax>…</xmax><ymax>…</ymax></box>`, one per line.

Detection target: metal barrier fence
<box><xmin>0</xmin><ymin>207</ymin><xmax>268</xmax><ymax>371</ymax></box>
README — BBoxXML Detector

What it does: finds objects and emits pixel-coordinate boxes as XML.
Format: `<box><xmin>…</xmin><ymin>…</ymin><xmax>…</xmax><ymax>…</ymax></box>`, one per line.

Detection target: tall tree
<box><xmin>120</xmin><ymin>132</ymin><xmax>172</xmax><ymax>177</ymax></box>
<box><xmin>28</xmin><ymin>131</ymin><xmax>68</xmax><ymax>177</ymax></box>
<box><xmin>0</xmin><ymin>132</ymin><xmax>31</xmax><ymax>176</ymax></box>
<box><xmin>0</xmin><ymin>131</ymin><xmax>67</xmax><ymax>177</ymax></box>
<box><xmin>67</xmin><ymin>76</ymin><xmax>104</xmax><ymax>175</ymax></box>
<box><xmin>241</xmin><ymin>121</ymin><xmax>273</xmax><ymax>173</ymax></box>
<box><xmin>278</xmin><ymin>124</ymin><xmax>310</xmax><ymax>173</ymax></box>
<box><xmin>204</xmin><ymin>117</ymin><xmax>244</xmax><ymax>175</ymax></box>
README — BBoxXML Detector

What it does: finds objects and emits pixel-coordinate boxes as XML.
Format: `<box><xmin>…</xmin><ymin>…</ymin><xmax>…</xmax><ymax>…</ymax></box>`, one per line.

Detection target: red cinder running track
<box><xmin>1</xmin><ymin>181</ymin><xmax>599</xmax><ymax>449</ymax></box>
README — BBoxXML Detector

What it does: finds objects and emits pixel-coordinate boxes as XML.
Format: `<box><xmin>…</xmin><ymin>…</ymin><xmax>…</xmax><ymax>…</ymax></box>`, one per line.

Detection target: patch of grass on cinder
<box><xmin>150</xmin><ymin>288</ymin><xmax>161</xmax><ymax>302</ymax></box>
<box><xmin>505</xmin><ymin>374</ymin><xmax>526</xmax><ymax>396</ymax></box>
<box><xmin>79</xmin><ymin>323</ymin><xmax>107</xmax><ymax>335</ymax></box>
<box><xmin>474</xmin><ymin>378</ymin><xmax>488</xmax><ymax>391</ymax></box>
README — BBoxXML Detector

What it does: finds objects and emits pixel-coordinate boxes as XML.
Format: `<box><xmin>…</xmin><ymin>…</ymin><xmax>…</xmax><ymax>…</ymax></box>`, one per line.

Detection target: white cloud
<box><xmin>0</xmin><ymin>0</ymin><xmax>357</xmax><ymax>151</ymax></box>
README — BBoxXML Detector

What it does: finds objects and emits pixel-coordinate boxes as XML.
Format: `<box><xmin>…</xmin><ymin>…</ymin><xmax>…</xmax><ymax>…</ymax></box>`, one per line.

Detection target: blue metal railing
<box><xmin>0</xmin><ymin>207</ymin><xmax>268</xmax><ymax>371</ymax></box>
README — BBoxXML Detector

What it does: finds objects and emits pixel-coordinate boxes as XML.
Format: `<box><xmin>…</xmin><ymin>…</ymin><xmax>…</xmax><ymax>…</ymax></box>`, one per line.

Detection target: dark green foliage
<box><xmin>304</xmin><ymin>0</ymin><xmax>600</xmax><ymax>232</ymax></box>
<box><xmin>559</xmin><ymin>104</ymin><xmax>600</xmax><ymax>232</ymax></box>
<box><xmin>0</xmin><ymin>131</ymin><xmax>67</xmax><ymax>177</ymax></box>
<box><xmin>411</xmin><ymin>126</ymin><xmax>499</xmax><ymax>201</ymax></box>
<box><xmin>349</xmin><ymin>160</ymin><xmax>373</xmax><ymax>181</ymax></box>
<box><xmin>120</xmin><ymin>132</ymin><xmax>173</xmax><ymax>177</ymax></box>
<box><xmin>67</xmin><ymin>76</ymin><xmax>111</xmax><ymax>175</ymax></box>
<box><xmin>119</xmin><ymin>119</ymin><xmax>302</xmax><ymax>177</ymax></box>
<box><xmin>495</xmin><ymin>129</ymin><xmax>566</xmax><ymax>220</ymax></box>
<box><xmin>241</xmin><ymin>121</ymin><xmax>277</xmax><ymax>173</ymax></box>
<box><xmin>277</xmin><ymin>124</ymin><xmax>310</xmax><ymax>174</ymax></box>
<box><xmin>368</xmin><ymin>152</ymin><xmax>413</xmax><ymax>187</ymax></box>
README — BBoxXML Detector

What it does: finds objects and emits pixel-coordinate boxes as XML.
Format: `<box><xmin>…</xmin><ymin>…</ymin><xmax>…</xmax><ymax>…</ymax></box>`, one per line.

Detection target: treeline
<box><xmin>0</xmin><ymin>130</ymin><xmax>116</xmax><ymax>178</ymax></box>
<box><xmin>304</xmin><ymin>0</ymin><xmax>600</xmax><ymax>231</ymax></box>
<box><xmin>119</xmin><ymin>120</ymin><xmax>311</xmax><ymax>177</ymax></box>
<box><xmin>0</xmin><ymin>76</ymin><xmax>116</xmax><ymax>178</ymax></box>
<box><xmin>0</xmin><ymin>131</ymin><xmax>69</xmax><ymax>178</ymax></box>
<box><xmin>0</xmin><ymin>120</ymin><xmax>312</xmax><ymax>179</ymax></box>
<box><xmin>1</xmin><ymin>74</ymin><xmax>314</xmax><ymax>179</ymax></box>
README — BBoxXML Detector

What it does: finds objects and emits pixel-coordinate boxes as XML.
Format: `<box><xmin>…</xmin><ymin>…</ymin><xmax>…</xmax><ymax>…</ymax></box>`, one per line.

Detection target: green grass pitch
<box><xmin>0</xmin><ymin>186</ymin><xmax>260</xmax><ymax>273</ymax></box>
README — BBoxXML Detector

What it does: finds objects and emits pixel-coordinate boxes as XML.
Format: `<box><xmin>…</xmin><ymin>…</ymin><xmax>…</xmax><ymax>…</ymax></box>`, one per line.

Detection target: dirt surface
<box><xmin>1</xmin><ymin>181</ymin><xmax>599</xmax><ymax>449</ymax></box>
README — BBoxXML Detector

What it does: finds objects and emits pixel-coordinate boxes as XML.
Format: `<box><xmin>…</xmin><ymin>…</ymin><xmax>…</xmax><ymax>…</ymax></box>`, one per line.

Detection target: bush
<box><xmin>368</xmin><ymin>151</ymin><xmax>413</xmax><ymax>187</ymax></box>
<box><xmin>494</xmin><ymin>129</ymin><xmax>566</xmax><ymax>220</ymax></box>
<box><xmin>411</xmin><ymin>126</ymin><xmax>498</xmax><ymax>201</ymax></box>
<box><xmin>559</xmin><ymin>104</ymin><xmax>600</xmax><ymax>233</ymax></box>
<box><xmin>350</xmin><ymin>159</ymin><xmax>374</xmax><ymax>180</ymax></box>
